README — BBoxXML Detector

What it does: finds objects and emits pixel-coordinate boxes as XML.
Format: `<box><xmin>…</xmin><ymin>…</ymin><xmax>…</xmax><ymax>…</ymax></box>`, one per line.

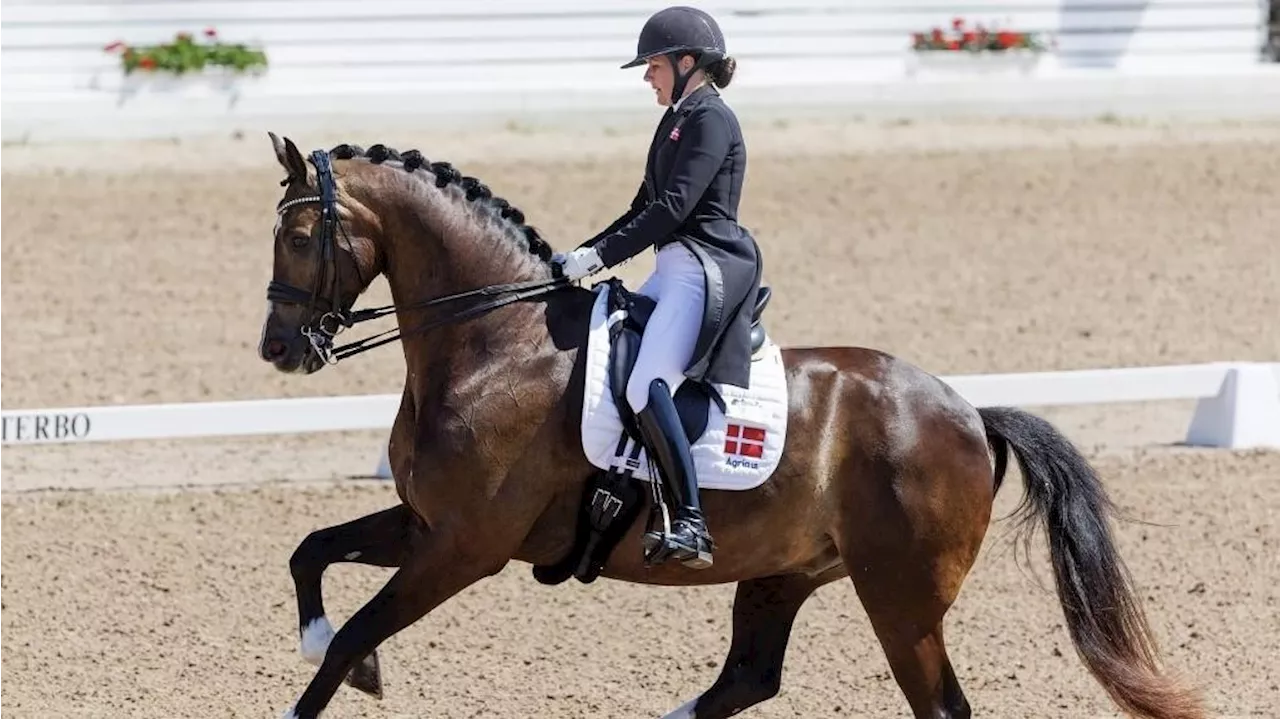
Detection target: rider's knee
<box><xmin>629</xmin><ymin>374</ymin><xmax>678</xmax><ymax>413</ymax></box>
<box><xmin>626</xmin><ymin>374</ymin><xmax>652</xmax><ymax>413</ymax></box>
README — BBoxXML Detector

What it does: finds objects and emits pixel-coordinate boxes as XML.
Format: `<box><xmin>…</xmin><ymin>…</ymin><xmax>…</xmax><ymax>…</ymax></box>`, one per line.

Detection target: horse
<box><xmin>258</xmin><ymin>133</ymin><xmax>1203</xmax><ymax>719</ymax></box>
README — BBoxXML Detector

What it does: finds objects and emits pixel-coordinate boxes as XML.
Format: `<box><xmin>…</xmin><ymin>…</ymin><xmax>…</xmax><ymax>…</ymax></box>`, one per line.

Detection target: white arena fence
<box><xmin>4</xmin><ymin>362</ymin><xmax>1278</xmax><ymax>480</ymax></box>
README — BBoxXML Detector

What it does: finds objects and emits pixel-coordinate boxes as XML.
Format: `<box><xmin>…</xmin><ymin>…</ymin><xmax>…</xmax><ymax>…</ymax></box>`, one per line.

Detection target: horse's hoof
<box><xmin>531</xmin><ymin>561</ymin><xmax>574</xmax><ymax>586</ymax></box>
<box><xmin>345</xmin><ymin>650</ymin><xmax>383</xmax><ymax>699</ymax></box>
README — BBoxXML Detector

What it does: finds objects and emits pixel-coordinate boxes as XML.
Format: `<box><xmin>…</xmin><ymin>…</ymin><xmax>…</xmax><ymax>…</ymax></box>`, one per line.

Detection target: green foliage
<box><xmin>104</xmin><ymin>28</ymin><xmax>267</xmax><ymax>75</ymax></box>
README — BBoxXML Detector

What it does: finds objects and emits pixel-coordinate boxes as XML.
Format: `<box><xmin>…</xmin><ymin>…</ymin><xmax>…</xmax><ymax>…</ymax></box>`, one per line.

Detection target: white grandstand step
<box><xmin>2</xmin><ymin>8</ymin><xmax>1263</xmax><ymax>48</ymax></box>
<box><xmin>2</xmin><ymin>0</ymin><xmax>1263</xmax><ymax>24</ymax></box>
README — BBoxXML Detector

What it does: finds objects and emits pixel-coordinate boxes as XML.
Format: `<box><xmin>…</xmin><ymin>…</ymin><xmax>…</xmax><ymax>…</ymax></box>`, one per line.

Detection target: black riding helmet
<box><xmin>622</xmin><ymin>6</ymin><xmax>727</xmax><ymax>105</ymax></box>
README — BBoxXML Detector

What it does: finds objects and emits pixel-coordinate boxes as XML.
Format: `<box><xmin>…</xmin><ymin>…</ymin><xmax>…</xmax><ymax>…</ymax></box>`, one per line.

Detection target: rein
<box><xmin>269</xmin><ymin>149</ymin><xmax>568</xmax><ymax>364</ymax></box>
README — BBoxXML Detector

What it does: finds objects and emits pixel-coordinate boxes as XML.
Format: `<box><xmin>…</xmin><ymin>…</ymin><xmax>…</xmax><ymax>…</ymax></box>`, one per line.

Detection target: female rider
<box><xmin>553</xmin><ymin>6</ymin><xmax>763</xmax><ymax>570</ymax></box>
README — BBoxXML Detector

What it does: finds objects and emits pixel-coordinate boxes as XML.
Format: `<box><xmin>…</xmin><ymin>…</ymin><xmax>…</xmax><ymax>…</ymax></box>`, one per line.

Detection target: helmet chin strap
<box><xmin>666</xmin><ymin>51</ymin><xmax>701</xmax><ymax>106</ymax></box>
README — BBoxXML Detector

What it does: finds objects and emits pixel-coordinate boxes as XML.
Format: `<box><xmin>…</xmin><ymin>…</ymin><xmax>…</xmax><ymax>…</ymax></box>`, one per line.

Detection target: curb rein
<box><xmin>267</xmin><ymin>149</ymin><xmax>569</xmax><ymax>365</ymax></box>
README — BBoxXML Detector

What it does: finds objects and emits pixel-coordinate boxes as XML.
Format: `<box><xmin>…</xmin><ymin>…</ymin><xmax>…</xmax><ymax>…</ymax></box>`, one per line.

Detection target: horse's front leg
<box><xmin>288</xmin><ymin>504</ymin><xmax>415</xmax><ymax>696</ymax></box>
<box><xmin>280</xmin><ymin>511</ymin><xmax>516</xmax><ymax>719</ymax></box>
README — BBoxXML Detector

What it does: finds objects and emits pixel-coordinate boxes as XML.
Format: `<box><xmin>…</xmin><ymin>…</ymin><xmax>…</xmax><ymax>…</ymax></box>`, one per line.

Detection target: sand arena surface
<box><xmin>3</xmin><ymin>116</ymin><xmax>1280</xmax><ymax>717</ymax></box>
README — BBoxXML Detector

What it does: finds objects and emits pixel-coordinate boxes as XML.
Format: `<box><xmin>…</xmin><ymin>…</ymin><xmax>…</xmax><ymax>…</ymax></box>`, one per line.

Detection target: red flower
<box><xmin>952</xmin><ymin>17</ymin><xmax>964</xmax><ymax>30</ymax></box>
<box><xmin>946</xmin><ymin>39</ymin><xmax>960</xmax><ymax>50</ymax></box>
<box><xmin>103</xmin><ymin>40</ymin><xmax>125</xmax><ymax>52</ymax></box>
<box><xmin>962</xmin><ymin>31</ymin><xmax>976</xmax><ymax>45</ymax></box>
<box><xmin>139</xmin><ymin>56</ymin><xmax>157</xmax><ymax>69</ymax></box>
<box><xmin>996</xmin><ymin>31</ymin><xmax>1018</xmax><ymax>49</ymax></box>
<box><xmin>203</xmin><ymin>27</ymin><xmax>217</xmax><ymax>38</ymax></box>
<box><xmin>931</xmin><ymin>28</ymin><xmax>944</xmax><ymax>42</ymax></box>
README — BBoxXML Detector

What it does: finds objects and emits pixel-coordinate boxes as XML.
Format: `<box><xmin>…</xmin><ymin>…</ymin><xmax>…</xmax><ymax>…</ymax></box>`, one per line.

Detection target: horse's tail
<box><xmin>979</xmin><ymin>406</ymin><xmax>1204</xmax><ymax>719</ymax></box>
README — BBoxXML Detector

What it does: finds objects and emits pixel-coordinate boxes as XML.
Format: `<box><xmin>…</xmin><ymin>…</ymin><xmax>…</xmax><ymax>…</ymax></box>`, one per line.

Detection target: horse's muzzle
<box><xmin>260</xmin><ymin>332</ymin><xmax>322</xmax><ymax>374</ymax></box>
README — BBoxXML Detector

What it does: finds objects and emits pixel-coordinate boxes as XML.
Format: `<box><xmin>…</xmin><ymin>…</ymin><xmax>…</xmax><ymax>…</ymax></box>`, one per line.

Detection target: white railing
<box><xmin>4</xmin><ymin>0</ymin><xmax>1268</xmax><ymax>91</ymax></box>
<box><xmin>3</xmin><ymin>0</ymin><xmax>1276</xmax><ymax>141</ymax></box>
<box><xmin>5</xmin><ymin>362</ymin><xmax>1278</xmax><ymax>479</ymax></box>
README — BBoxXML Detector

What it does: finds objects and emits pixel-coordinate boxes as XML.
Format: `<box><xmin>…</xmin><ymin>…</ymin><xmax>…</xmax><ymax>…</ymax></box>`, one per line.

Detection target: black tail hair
<box><xmin>980</xmin><ymin>407</ymin><xmax>1203</xmax><ymax>719</ymax></box>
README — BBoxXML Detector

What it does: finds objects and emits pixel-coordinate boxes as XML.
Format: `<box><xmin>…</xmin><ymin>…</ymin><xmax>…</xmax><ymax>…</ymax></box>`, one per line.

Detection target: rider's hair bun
<box><xmin>707</xmin><ymin>56</ymin><xmax>737</xmax><ymax>89</ymax></box>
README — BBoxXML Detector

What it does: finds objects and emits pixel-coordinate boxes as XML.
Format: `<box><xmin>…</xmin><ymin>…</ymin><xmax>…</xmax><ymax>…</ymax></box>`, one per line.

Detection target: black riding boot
<box><xmin>637</xmin><ymin>378</ymin><xmax>714</xmax><ymax>569</ymax></box>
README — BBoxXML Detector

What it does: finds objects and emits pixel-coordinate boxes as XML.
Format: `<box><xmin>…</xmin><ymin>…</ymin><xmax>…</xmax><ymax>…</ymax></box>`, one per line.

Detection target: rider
<box><xmin>553</xmin><ymin>6</ymin><xmax>764</xmax><ymax>570</ymax></box>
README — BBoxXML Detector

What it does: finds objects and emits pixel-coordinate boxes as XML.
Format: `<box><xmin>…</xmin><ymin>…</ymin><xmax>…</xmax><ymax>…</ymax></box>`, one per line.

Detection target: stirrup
<box><xmin>643</xmin><ymin>515</ymin><xmax>714</xmax><ymax>569</ymax></box>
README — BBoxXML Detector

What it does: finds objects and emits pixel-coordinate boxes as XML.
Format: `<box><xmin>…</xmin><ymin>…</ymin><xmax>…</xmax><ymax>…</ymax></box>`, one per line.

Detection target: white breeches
<box><xmin>627</xmin><ymin>243</ymin><xmax>707</xmax><ymax>412</ymax></box>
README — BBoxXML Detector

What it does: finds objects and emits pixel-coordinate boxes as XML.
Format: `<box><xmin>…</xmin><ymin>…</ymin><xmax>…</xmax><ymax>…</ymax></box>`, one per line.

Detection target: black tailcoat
<box><xmin>582</xmin><ymin>84</ymin><xmax>763</xmax><ymax>389</ymax></box>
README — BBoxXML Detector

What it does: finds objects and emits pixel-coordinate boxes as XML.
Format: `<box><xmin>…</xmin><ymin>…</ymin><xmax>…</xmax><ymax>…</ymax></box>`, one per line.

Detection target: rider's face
<box><xmin>644</xmin><ymin>55</ymin><xmax>693</xmax><ymax>107</ymax></box>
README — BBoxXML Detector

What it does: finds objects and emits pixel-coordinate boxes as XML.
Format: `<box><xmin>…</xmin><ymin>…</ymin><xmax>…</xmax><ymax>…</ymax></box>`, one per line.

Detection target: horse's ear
<box><xmin>268</xmin><ymin>131</ymin><xmax>309</xmax><ymax>185</ymax></box>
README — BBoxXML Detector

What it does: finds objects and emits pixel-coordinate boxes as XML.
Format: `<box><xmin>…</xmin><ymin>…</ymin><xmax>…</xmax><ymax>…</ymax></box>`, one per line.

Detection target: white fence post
<box><xmin>1185</xmin><ymin>362</ymin><xmax>1280</xmax><ymax>449</ymax></box>
<box><xmin>374</xmin><ymin>443</ymin><xmax>392</xmax><ymax>479</ymax></box>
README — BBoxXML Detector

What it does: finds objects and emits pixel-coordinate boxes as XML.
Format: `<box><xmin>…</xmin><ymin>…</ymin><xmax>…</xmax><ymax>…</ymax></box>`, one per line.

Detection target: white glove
<box><xmin>554</xmin><ymin>246</ymin><xmax>605</xmax><ymax>282</ymax></box>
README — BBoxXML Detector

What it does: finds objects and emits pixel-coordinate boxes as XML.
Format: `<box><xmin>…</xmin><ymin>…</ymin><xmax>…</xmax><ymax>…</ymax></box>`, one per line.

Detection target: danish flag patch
<box><xmin>669</xmin><ymin>126</ymin><xmax>681</xmax><ymax>141</ymax></box>
<box><xmin>724</xmin><ymin>423</ymin><xmax>766</xmax><ymax>459</ymax></box>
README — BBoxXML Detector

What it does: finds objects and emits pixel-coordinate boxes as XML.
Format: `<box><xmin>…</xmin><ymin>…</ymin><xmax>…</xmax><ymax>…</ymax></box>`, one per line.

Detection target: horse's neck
<box><xmin>375</xmin><ymin>193</ymin><xmax>555</xmax><ymax>402</ymax></box>
<box><xmin>380</xmin><ymin>189</ymin><xmax>546</xmax><ymax>298</ymax></box>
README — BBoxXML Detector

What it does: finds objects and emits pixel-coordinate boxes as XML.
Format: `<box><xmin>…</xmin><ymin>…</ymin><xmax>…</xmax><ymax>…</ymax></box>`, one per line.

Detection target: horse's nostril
<box><xmin>265</xmin><ymin>339</ymin><xmax>289</xmax><ymax>360</ymax></box>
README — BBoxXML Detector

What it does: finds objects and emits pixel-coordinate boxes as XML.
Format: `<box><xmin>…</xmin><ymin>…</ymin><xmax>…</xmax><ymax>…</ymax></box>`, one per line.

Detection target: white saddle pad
<box><xmin>580</xmin><ymin>284</ymin><xmax>789</xmax><ymax>491</ymax></box>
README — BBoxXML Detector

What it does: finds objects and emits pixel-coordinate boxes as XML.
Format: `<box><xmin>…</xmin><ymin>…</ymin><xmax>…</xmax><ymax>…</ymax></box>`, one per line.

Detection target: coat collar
<box><xmin>672</xmin><ymin>83</ymin><xmax>717</xmax><ymax>114</ymax></box>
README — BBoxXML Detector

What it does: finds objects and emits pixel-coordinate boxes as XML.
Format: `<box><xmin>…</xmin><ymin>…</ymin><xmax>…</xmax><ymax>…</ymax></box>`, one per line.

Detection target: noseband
<box><xmin>267</xmin><ymin>149</ymin><xmax>569</xmax><ymax>364</ymax></box>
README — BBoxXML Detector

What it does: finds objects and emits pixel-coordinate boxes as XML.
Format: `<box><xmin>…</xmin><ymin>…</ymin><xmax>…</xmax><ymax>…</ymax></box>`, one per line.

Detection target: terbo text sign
<box><xmin>0</xmin><ymin>394</ymin><xmax>402</xmax><ymax>446</ymax></box>
<box><xmin>2</xmin><ymin>412</ymin><xmax>93</xmax><ymax>443</ymax></box>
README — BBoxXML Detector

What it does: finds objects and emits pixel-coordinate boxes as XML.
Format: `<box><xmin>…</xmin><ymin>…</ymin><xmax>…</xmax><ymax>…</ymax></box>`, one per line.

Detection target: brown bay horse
<box><xmin>259</xmin><ymin>134</ymin><xmax>1203</xmax><ymax>719</ymax></box>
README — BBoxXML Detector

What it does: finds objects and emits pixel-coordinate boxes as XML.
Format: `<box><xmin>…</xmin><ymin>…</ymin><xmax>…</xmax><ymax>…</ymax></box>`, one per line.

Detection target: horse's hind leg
<box><xmin>289</xmin><ymin>503</ymin><xmax>415</xmax><ymax>697</ymax></box>
<box><xmin>860</xmin><ymin>608</ymin><xmax>968</xmax><ymax>719</ymax></box>
<box><xmin>661</xmin><ymin>570</ymin><xmax>842</xmax><ymax>719</ymax></box>
<box><xmin>838</xmin><ymin>498</ymin><xmax>985</xmax><ymax>718</ymax></box>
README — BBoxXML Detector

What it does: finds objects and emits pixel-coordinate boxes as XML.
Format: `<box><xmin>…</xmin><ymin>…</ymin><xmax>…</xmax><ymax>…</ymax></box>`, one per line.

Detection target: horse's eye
<box><xmin>290</xmin><ymin>234</ymin><xmax>310</xmax><ymax>248</ymax></box>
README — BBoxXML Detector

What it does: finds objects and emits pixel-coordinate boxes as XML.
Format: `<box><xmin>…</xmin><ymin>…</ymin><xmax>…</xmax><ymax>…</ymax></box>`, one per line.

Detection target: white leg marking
<box><xmin>661</xmin><ymin>696</ymin><xmax>700</xmax><ymax>719</ymax></box>
<box><xmin>280</xmin><ymin>706</ymin><xmax>299</xmax><ymax>719</ymax></box>
<box><xmin>300</xmin><ymin>616</ymin><xmax>335</xmax><ymax>666</ymax></box>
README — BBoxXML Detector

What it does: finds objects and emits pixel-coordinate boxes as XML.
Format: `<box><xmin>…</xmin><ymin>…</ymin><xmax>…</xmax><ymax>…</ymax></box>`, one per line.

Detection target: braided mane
<box><xmin>329</xmin><ymin>142</ymin><xmax>554</xmax><ymax>264</ymax></box>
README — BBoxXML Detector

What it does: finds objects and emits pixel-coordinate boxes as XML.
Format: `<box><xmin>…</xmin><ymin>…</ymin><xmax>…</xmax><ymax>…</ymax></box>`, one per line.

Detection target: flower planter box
<box><xmin>908</xmin><ymin>16</ymin><xmax>1050</xmax><ymax>78</ymax></box>
<box><xmin>118</xmin><ymin>68</ymin><xmax>264</xmax><ymax>96</ymax></box>
<box><xmin>907</xmin><ymin>49</ymin><xmax>1044</xmax><ymax>77</ymax></box>
<box><xmin>102</xmin><ymin>28</ymin><xmax>267</xmax><ymax>102</ymax></box>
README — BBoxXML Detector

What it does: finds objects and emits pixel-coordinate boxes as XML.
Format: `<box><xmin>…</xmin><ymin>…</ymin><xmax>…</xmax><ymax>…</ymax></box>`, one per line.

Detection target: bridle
<box><xmin>266</xmin><ymin>149</ymin><xmax>569</xmax><ymax>364</ymax></box>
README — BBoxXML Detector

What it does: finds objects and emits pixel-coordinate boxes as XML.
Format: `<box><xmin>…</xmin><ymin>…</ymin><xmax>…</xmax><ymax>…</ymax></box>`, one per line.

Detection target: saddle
<box><xmin>533</xmin><ymin>278</ymin><xmax>772</xmax><ymax>586</ymax></box>
<box><xmin>608</xmin><ymin>280</ymin><xmax>772</xmax><ymax>445</ymax></box>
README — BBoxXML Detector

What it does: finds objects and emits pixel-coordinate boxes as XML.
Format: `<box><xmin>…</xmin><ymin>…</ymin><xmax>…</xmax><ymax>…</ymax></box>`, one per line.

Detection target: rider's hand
<box><xmin>553</xmin><ymin>246</ymin><xmax>605</xmax><ymax>282</ymax></box>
